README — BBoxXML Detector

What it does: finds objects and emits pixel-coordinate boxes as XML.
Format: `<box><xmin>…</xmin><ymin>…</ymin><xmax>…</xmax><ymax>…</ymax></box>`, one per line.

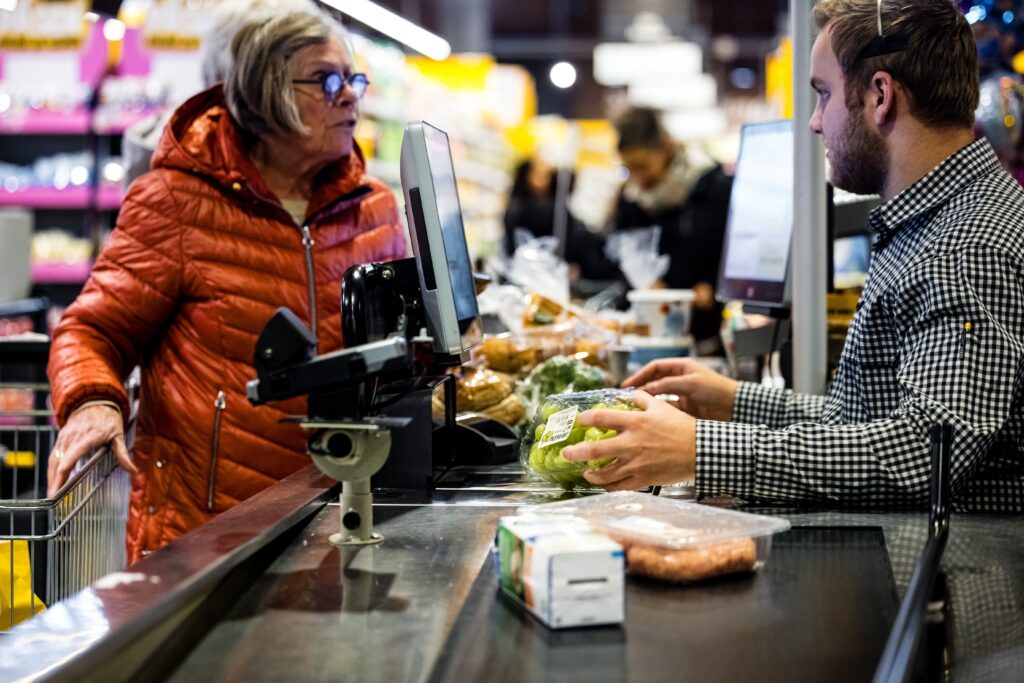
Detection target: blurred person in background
<box><xmin>577</xmin><ymin>107</ymin><xmax>732</xmax><ymax>353</ymax></box>
<box><xmin>46</xmin><ymin>8</ymin><xmax>407</xmax><ymax>562</ymax></box>
<box><xmin>123</xmin><ymin>0</ymin><xmax>313</xmax><ymax>187</ymax></box>
<box><xmin>502</xmin><ymin>156</ymin><xmax>574</xmax><ymax>256</ymax></box>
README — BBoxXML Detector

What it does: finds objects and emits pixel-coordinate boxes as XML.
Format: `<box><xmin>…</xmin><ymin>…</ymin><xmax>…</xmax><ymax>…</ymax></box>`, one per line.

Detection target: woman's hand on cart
<box><xmin>47</xmin><ymin>404</ymin><xmax>138</xmax><ymax>497</ymax></box>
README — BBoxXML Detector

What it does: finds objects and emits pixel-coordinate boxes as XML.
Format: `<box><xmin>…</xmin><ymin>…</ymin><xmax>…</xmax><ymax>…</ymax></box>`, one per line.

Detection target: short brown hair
<box><xmin>812</xmin><ymin>0</ymin><xmax>978</xmax><ymax>128</ymax></box>
<box><xmin>615</xmin><ymin>107</ymin><xmax>669</xmax><ymax>152</ymax></box>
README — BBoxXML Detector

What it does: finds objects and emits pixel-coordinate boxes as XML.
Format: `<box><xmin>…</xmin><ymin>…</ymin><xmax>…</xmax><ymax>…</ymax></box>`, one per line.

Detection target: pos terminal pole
<box><xmin>790</xmin><ymin>0</ymin><xmax>830</xmax><ymax>395</ymax></box>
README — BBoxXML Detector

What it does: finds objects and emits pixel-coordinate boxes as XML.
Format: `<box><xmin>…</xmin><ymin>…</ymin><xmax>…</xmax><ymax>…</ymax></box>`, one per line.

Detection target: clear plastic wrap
<box><xmin>604</xmin><ymin>226</ymin><xmax>670</xmax><ymax>290</ymax></box>
<box><xmin>520</xmin><ymin>389</ymin><xmax>636</xmax><ymax>489</ymax></box>
<box><xmin>518</xmin><ymin>356</ymin><xmax>608</xmax><ymax>426</ymax></box>
<box><xmin>509</xmin><ymin>236</ymin><xmax>570</xmax><ymax>304</ymax></box>
<box><xmin>522</xmin><ymin>491</ymin><xmax>791</xmax><ymax>583</ymax></box>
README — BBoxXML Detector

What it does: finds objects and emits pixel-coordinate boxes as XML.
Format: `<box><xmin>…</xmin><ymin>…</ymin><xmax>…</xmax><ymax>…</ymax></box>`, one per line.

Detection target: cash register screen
<box><xmin>717</xmin><ymin>119</ymin><xmax>794</xmax><ymax>308</ymax></box>
<box><xmin>422</xmin><ymin>125</ymin><xmax>479</xmax><ymax>328</ymax></box>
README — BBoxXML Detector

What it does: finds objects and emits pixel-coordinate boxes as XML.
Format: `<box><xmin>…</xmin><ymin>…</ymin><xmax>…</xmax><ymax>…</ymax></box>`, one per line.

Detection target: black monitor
<box><xmin>400</xmin><ymin>121</ymin><xmax>482</xmax><ymax>358</ymax></box>
<box><xmin>716</xmin><ymin>119</ymin><xmax>794</xmax><ymax>308</ymax></box>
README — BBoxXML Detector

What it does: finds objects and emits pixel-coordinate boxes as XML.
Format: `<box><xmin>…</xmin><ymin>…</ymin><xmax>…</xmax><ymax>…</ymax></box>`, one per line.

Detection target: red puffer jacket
<box><xmin>47</xmin><ymin>86</ymin><xmax>407</xmax><ymax>562</ymax></box>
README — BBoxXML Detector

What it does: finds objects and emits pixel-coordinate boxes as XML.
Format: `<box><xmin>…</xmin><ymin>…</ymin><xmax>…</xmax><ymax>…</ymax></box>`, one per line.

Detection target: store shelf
<box><xmin>93</xmin><ymin>108</ymin><xmax>164</xmax><ymax>135</ymax></box>
<box><xmin>0</xmin><ymin>108</ymin><xmax>161</xmax><ymax>135</ymax></box>
<box><xmin>0</xmin><ymin>186</ymin><xmax>123</xmax><ymax>210</ymax></box>
<box><xmin>0</xmin><ymin>109</ymin><xmax>91</xmax><ymax>135</ymax></box>
<box><xmin>31</xmin><ymin>260</ymin><xmax>94</xmax><ymax>285</ymax></box>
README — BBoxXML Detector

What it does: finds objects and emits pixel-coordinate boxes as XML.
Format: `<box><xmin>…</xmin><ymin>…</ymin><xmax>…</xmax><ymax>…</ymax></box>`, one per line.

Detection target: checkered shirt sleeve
<box><xmin>732</xmin><ymin>382</ymin><xmax>825</xmax><ymax>428</ymax></box>
<box><xmin>696</xmin><ymin>139</ymin><xmax>1024</xmax><ymax>511</ymax></box>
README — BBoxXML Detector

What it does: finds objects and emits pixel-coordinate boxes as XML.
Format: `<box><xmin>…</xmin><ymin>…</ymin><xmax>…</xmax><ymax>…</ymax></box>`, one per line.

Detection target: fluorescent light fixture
<box><xmin>0</xmin><ymin>0</ymin><xmax>17</xmax><ymax>12</ymax></box>
<box><xmin>549</xmin><ymin>62</ymin><xmax>576</xmax><ymax>89</ymax></box>
<box><xmin>320</xmin><ymin>0</ymin><xmax>451</xmax><ymax>61</ymax></box>
<box><xmin>593</xmin><ymin>42</ymin><xmax>702</xmax><ymax>85</ymax></box>
<box><xmin>662</xmin><ymin>108</ymin><xmax>728</xmax><ymax>141</ymax></box>
<box><xmin>628</xmin><ymin>74</ymin><xmax>717</xmax><ymax>109</ymax></box>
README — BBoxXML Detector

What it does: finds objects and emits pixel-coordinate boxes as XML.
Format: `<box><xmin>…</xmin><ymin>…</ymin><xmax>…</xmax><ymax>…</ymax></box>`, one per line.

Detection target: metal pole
<box><xmin>790</xmin><ymin>0</ymin><xmax>829</xmax><ymax>394</ymax></box>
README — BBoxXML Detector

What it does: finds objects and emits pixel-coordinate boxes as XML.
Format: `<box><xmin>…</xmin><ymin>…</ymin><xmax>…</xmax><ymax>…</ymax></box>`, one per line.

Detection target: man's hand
<box><xmin>622</xmin><ymin>358</ymin><xmax>737</xmax><ymax>422</ymax></box>
<box><xmin>561</xmin><ymin>391</ymin><xmax>696</xmax><ymax>491</ymax></box>
<box><xmin>47</xmin><ymin>404</ymin><xmax>138</xmax><ymax>497</ymax></box>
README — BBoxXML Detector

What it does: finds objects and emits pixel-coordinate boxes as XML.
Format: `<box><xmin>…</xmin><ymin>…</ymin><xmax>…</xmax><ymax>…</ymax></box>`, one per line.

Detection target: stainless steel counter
<box><xmin>2</xmin><ymin>464</ymin><xmax>1022</xmax><ymax>683</ymax></box>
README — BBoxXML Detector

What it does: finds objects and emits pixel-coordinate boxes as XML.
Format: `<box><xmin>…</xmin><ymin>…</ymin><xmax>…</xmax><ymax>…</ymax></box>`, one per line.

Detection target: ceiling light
<box><xmin>320</xmin><ymin>0</ymin><xmax>452</xmax><ymax>61</ymax></box>
<box><xmin>550</xmin><ymin>62</ymin><xmax>577</xmax><ymax>89</ymax></box>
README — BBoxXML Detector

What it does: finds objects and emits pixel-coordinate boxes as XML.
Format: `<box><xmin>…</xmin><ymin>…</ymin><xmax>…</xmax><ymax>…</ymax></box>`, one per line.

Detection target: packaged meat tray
<box><xmin>521</xmin><ymin>492</ymin><xmax>791</xmax><ymax>583</ymax></box>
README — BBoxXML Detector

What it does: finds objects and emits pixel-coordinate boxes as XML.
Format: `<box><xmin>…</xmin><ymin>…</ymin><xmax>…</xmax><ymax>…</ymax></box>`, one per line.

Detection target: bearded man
<box><xmin>563</xmin><ymin>0</ymin><xmax>1024</xmax><ymax>512</ymax></box>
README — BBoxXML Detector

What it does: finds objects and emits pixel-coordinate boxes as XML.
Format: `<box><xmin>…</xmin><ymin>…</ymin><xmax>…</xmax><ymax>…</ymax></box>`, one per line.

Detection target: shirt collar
<box><xmin>866</xmin><ymin>138</ymin><xmax>1002</xmax><ymax>247</ymax></box>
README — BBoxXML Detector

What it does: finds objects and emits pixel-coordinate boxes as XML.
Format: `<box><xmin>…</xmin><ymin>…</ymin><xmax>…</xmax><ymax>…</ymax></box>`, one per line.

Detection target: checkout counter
<box><xmin>2</xmin><ymin>463</ymin><xmax>1024</xmax><ymax>682</ymax></box>
<box><xmin>4</xmin><ymin>122</ymin><xmax>1023</xmax><ymax>683</ymax></box>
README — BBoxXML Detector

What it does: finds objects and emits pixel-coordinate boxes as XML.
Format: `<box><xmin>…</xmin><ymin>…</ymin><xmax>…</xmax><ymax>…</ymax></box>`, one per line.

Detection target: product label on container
<box><xmin>537</xmin><ymin>406</ymin><xmax>578</xmax><ymax>449</ymax></box>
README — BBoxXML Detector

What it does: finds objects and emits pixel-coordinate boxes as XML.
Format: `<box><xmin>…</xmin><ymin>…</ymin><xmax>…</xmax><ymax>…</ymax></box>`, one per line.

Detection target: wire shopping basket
<box><xmin>0</xmin><ymin>383</ymin><xmax>130</xmax><ymax>630</ymax></box>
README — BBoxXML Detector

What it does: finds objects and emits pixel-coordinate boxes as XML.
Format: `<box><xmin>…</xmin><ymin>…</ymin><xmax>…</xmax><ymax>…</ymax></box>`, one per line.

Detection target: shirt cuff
<box><xmin>71</xmin><ymin>399</ymin><xmax>123</xmax><ymax>416</ymax></box>
<box><xmin>695</xmin><ymin>419</ymin><xmax>757</xmax><ymax>499</ymax></box>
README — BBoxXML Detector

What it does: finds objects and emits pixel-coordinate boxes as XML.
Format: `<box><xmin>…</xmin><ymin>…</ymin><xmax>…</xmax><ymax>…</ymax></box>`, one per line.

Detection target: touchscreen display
<box><xmin>722</xmin><ymin>120</ymin><xmax>794</xmax><ymax>285</ymax></box>
<box><xmin>422</xmin><ymin>124</ymin><xmax>480</xmax><ymax>327</ymax></box>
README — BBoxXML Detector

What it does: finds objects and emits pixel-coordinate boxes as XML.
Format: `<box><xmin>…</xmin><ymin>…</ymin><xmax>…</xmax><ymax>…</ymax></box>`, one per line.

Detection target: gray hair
<box><xmin>199</xmin><ymin>0</ymin><xmax>320</xmax><ymax>88</ymax></box>
<box><xmin>225</xmin><ymin>9</ymin><xmax>351</xmax><ymax>138</ymax></box>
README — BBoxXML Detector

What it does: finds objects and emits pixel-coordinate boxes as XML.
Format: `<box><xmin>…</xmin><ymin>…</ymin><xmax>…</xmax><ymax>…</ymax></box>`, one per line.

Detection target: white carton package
<box><xmin>494</xmin><ymin>514</ymin><xmax>624</xmax><ymax>629</ymax></box>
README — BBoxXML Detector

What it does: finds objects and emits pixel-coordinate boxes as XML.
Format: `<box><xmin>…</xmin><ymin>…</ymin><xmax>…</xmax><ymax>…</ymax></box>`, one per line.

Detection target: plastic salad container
<box><xmin>520</xmin><ymin>389</ymin><xmax>638</xmax><ymax>490</ymax></box>
<box><xmin>521</xmin><ymin>491</ymin><xmax>791</xmax><ymax>583</ymax></box>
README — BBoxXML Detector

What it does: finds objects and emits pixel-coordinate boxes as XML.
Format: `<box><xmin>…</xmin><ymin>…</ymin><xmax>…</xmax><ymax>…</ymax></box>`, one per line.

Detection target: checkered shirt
<box><xmin>697</xmin><ymin>138</ymin><xmax>1024</xmax><ymax>512</ymax></box>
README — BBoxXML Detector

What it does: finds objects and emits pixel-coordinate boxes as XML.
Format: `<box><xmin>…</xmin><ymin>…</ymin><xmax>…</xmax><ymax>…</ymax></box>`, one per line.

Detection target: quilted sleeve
<box><xmin>48</xmin><ymin>172</ymin><xmax>184</xmax><ymax>425</ymax></box>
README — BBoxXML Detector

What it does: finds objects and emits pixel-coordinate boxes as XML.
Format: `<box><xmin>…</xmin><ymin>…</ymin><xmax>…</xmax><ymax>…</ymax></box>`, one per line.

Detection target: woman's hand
<box><xmin>561</xmin><ymin>392</ymin><xmax>696</xmax><ymax>491</ymax></box>
<box><xmin>622</xmin><ymin>358</ymin><xmax>738</xmax><ymax>422</ymax></box>
<box><xmin>47</xmin><ymin>404</ymin><xmax>138</xmax><ymax>497</ymax></box>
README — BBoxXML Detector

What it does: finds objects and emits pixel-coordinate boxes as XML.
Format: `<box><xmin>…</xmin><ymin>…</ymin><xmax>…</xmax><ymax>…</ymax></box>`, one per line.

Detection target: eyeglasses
<box><xmin>292</xmin><ymin>71</ymin><xmax>370</xmax><ymax>101</ymax></box>
<box><xmin>854</xmin><ymin>0</ymin><xmax>908</xmax><ymax>62</ymax></box>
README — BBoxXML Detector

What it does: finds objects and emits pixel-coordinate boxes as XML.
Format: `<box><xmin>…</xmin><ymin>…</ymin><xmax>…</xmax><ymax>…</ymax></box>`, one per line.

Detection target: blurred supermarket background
<box><xmin>1</xmin><ymin>0</ymin><xmax>1023</xmax><ymax>325</ymax></box>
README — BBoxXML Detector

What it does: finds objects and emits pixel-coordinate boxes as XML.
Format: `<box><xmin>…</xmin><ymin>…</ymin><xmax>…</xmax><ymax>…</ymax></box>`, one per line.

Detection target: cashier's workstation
<box><xmin>3</xmin><ymin>115</ymin><xmax>1024</xmax><ymax>683</ymax></box>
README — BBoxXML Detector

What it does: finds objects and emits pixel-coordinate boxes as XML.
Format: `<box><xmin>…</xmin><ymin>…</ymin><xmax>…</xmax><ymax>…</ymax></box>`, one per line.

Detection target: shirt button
<box><xmin>156</xmin><ymin>460</ymin><xmax>165</xmax><ymax>469</ymax></box>
<box><xmin>148</xmin><ymin>505</ymin><xmax>157</xmax><ymax>514</ymax></box>
<box><xmin>231</xmin><ymin>181</ymin><xmax>242</xmax><ymax>191</ymax></box>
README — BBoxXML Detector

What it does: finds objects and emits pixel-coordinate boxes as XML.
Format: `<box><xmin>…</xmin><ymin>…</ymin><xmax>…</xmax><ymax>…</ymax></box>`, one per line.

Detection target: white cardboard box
<box><xmin>495</xmin><ymin>514</ymin><xmax>624</xmax><ymax>629</ymax></box>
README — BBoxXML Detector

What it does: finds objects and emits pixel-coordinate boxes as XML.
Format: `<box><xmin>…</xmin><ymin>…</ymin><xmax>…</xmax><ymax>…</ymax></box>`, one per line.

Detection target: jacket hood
<box><xmin>151</xmin><ymin>84</ymin><xmax>369</xmax><ymax>218</ymax></box>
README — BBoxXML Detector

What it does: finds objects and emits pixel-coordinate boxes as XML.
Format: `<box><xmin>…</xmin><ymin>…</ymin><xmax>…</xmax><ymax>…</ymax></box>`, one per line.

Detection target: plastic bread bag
<box><xmin>509</xmin><ymin>236</ymin><xmax>570</xmax><ymax>308</ymax></box>
<box><xmin>520</xmin><ymin>389</ymin><xmax>638</xmax><ymax>490</ymax></box>
<box><xmin>521</xmin><ymin>491</ymin><xmax>791</xmax><ymax>583</ymax></box>
<box><xmin>604</xmin><ymin>226</ymin><xmax>669</xmax><ymax>291</ymax></box>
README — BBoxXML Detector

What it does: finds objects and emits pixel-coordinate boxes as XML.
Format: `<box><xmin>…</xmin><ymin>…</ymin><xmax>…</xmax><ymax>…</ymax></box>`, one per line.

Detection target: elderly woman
<box><xmin>46</xmin><ymin>9</ymin><xmax>407</xmax><ymax>562</ymax></box>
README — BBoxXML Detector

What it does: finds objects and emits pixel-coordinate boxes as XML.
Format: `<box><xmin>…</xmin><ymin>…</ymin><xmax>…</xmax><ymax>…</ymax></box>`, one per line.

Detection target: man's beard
<box><xmin>829</xmin><ymin>107</ymin><xmax>888</xmax><ymax>196</ymax></box>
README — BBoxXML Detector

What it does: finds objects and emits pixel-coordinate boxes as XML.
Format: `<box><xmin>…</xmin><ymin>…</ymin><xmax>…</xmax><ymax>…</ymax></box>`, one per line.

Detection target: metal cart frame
<box><xmin>0</xmin><ymin>320</ymin><xmax>130</xmax><ymax>629</ymax></box>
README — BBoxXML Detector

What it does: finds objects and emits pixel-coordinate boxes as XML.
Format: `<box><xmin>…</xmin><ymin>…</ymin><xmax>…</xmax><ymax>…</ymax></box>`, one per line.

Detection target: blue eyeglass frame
<box><xmin>292</xmin><ymin>72</ymin><xmax>370</xmax><ymax>100</ymax></box>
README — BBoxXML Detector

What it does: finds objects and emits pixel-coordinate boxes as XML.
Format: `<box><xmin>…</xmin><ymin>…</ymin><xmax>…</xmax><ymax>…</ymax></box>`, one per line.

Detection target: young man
<box><xmin>564</xmin><ymin>0</ymin><xmax>1024</xmax><ymax>512</ymax></box>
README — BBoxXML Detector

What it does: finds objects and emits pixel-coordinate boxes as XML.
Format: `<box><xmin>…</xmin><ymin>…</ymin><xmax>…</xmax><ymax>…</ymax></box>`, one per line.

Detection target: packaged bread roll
<box><xmin>457</xmin><ymin>369</ymin><xmax>514</xmax><ymax>412</ymax></box>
